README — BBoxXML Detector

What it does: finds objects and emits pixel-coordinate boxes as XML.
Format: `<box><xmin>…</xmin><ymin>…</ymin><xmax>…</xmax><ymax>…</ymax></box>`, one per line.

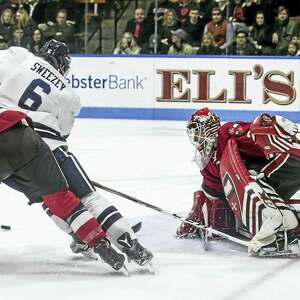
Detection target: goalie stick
<box><xmin>91</xmin><ymin>181</ymin><xmax>250</xmax><ymax>248</ymax></box>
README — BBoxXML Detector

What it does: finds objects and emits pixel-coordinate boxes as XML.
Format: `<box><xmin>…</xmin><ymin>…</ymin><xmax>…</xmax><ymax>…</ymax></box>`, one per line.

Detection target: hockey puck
<box><xmin>0</xmin><ymin>225</ymin><xmax>11</xmax><ymax>230</ymax></box>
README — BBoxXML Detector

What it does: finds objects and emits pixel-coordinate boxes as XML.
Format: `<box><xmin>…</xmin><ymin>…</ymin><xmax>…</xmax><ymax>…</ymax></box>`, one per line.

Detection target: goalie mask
<box><xmin>187</xmin><ymin>108</ymin><xmax>220</xmax><ymax>168</ymax></box>
<box><xmin>38</xmin><ymin>39</ymin><xmax>71</xmax><ymax>77</ymax></box>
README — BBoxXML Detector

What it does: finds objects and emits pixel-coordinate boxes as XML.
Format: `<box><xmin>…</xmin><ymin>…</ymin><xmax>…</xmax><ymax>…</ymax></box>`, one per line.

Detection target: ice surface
<box><xmin>1</xmin><ymin>119</ymin><xmax>300</xmax><ymax>300</ymax></box>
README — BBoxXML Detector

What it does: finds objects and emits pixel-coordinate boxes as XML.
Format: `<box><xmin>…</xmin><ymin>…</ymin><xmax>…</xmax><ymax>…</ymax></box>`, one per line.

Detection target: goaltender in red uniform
<box><xmin>177</xmin><ymin>107</ymin><xmax>300</xmax><ymax>256</ymax></box>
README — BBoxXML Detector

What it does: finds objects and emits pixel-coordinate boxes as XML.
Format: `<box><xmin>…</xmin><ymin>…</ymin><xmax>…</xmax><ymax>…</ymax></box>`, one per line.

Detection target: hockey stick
<box><xmin>92</xmin><ymin>181</ymin><xmax>250</xmax><ymax>248</ymax></box>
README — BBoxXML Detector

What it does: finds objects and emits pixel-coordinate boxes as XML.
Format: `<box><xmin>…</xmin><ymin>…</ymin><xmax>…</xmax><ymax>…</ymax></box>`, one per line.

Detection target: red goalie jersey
<box><xmin>201</xmin><ymin>121</ymin><xmax>265</xmax><ymax>199</ymax></box>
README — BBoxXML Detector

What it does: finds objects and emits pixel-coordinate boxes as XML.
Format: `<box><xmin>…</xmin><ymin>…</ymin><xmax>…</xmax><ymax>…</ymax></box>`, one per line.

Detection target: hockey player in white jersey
<box><xmin>0</xmin><ymin>40</ymin><xmax>153</xmax><ymax>270</ymax></box>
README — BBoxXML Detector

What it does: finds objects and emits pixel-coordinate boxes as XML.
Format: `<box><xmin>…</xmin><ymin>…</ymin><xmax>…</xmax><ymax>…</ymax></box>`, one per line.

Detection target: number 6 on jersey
<box><xmin>18</xmin><ymin>79</ymin><xmax>51</xmax><ymax>111</ymax></box>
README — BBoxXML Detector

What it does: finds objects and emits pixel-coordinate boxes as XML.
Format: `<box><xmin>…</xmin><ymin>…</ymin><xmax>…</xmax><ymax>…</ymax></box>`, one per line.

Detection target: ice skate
<box><xmin>94</xmin><ymin>239</ymin><xmax>128</xmax><ymax>274</ymax></box>
<box><xmin>70</xmin><ymin>239</ymin><xmax>98</xmax><ymax>260</ymax></box>
<box><xmin>70</xmin><ymin>233</ymin><xmax>98</xmax><ymax>260</ymax></box>
<box><xmin>251</xmin><ymin>232</ymin><xmax>300</xmax><ymax>258</ymax></box>
<box><xmin>122</xmin><ymin>238</ymin><xmax>154</xmax><ymax>273</ymax></box>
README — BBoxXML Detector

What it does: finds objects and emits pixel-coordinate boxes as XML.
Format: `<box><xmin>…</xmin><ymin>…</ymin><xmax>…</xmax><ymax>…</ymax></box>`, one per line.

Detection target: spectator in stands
<box><xmin>272</xmin><ymin>6</ymin><xmax>299</xmax><ymax>55</ymax></box>
<box><xmin>168</xmin><ymin>28</ymin><xmax>195</xmax><ymax>54</ymax></box>
<box><xmin>26</xmin><ymin>28</ymin><xmax>45</xmax><ymax>55</ymax></box>
<box><xmin>32</xmin><ymin>0</ymin><xmax>79</xmax><ymax>24</ymax></box>
<box><xmin>141</xmin><ymin>33</ymin><xmax>167</xmax><ymax>54</ymax></box>
<box><xmin>286</xmin><ymin>41</ymin><xmax>299</xmax><ymax>56</ymax></box>
<box><xmin>0</xmin><ymin>0</ymin><xmax>10</xmax><ymax>17</ymax></box>
<box><xmin>229</xmin><ymin>0</ymin><xmax>245</xmax><ymax>23</ymax></box>
<box><xmin>8</xmin><ymin>27</ymin><xmax>27</xmax><ymax>48</ymax></box>
<box><xmin>243</xmin><ymin>0</ymin><xmax>261</xmax><ymax>27</ymax></box>
<box><xmin>42</xmin><ymin>9</ymin><xmax>75</xmax><ymax>52</ymax></box>
<box><xmin>0</xmin><ymin>8</ymin><xmax>14</xmax><ymax>43</ymax></box>
<box><xmin>253</xmin><ymin>0</ymin><xmax>275</xmax><ymax>25</ymax></box>
<box><xmin>147</xmin><ymin>0</ymin><xmax>179</xmax><ymax>21</ymax></box>
<box><xmin>291</xmin><ymin>35</ymin><xmax>300</xmax><ymax>55</ymax></box>
<box><xmin>203</xmin><ymin>7</ymin><xmax>230</xmax><ymax>49</ymax></box>
<box><xmin>197</xmin><ymin>32</ymin><xmax>223</xmax><ymax>55</ymax></box>
<box><xmin>0</xmin><ymin>33</ymin><xmax>7</xmax><ymax>49</ymax></box>
<box><xmin>228</xmin><ymin>29</ymin><xmax>256</xmax><ymax>55</ymax></box>
<box><xmin>158</xmin><ymin>8</ymin><xmax>180</xmax><ymax>46</ymax></box>
<box><xmin>291</xmin><ymin>35</ymin><xmax>300</xmax><ymax>45</ymax></box>
<box><xmin>216</xmin><ymin>0</ymin><xmax>229</xmax><ymax>17</ymax></box>
<box><xmin>178</xmin><ymin>0</ymin><xmax>194</xmax><ymax>25</ymax></box>
<box><xmin>15</xmin><ymin>8</ymin><xmax>37</xmax><ymax>44</ymax></box>
<box><xmin>193</xmin><ymin>0</ymin><xmax>218</xmax><ymax>24</ymax></box>
<box><xmin>114</xmin><ymin>32</ymin><xmax>141</xmax><ymax>55</ymax></box>
<box><xmin>124</xmin><ymin>8</ymin><xmax>152</xmax><ymax>48</ymax></box>
<box><xmin>182</xmin><ymin>7</ymin><xmax>205</xmax><ymax>46</ymax></box>
<box><xmin>197</xmin><ymin>32</ymin><xmax>222</xmax><ymax>54</ymax></box>
<box><xmin>249</xmin><ymin>11</ymin><xmax>273</xmax><ymax>55</ymax></box>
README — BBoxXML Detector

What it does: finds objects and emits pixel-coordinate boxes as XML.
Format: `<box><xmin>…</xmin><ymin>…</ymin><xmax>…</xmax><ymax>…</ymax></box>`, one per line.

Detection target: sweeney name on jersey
<box><xmin>31</xmin><ymin>62</ymin><xmax>66</xmax><ymax>91</ymax></box>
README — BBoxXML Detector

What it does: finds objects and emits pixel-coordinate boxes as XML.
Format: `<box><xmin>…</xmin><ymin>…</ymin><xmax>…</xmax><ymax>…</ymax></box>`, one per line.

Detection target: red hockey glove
<box><xmin>176</xmin><ymin>190</ymin><xmax>209</xmax><ymax>238</ymax></box>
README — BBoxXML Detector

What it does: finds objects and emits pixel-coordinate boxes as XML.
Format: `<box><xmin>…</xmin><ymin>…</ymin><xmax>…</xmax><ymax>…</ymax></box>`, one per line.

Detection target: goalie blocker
<box><xmin>220</xmin><ymin>139</ymin><xmax>299</xmax><ymax>253</ymax></box>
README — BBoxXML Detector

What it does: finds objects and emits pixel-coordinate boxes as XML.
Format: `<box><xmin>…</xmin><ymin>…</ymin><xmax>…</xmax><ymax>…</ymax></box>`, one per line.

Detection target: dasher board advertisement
<box><xmin>68</xmin><ymin>55</ymin><xmax>300</xmax><ymax>122</ymax></box>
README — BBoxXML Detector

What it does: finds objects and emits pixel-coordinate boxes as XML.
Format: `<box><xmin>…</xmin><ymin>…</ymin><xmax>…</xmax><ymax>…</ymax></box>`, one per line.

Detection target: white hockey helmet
<box><xmin>187</xmin><ymin>107</ymin><xmax>220</xmax><ymax>157</ymax></box>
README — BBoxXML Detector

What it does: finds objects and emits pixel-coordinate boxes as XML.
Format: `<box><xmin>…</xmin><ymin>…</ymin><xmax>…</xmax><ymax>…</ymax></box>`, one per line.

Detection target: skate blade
<box><xmin>146</xmin><ymin>261</ymin><xmax>155</xmax><ymax>274</ymax></box>
<box><xmin>120</xmin><ymin>265</ymin><xmax>130</xmax><ymax>276</ymax></box>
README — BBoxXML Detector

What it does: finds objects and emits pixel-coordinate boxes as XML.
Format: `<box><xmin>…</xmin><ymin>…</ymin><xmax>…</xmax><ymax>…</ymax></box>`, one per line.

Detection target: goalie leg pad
<box><xmin>257</xmin><ymin>178</ymin><xmax>298</xmax><ymax>231</ymax></box>
<box><xmin>285</xmin><ymin>199</ymin><xmax>300</xmax><ymax>236</ymax></box>
<box><xmin>220</xmin><ymin>139</ymin><xmax>298</xmax><ymax>246</ymax></box>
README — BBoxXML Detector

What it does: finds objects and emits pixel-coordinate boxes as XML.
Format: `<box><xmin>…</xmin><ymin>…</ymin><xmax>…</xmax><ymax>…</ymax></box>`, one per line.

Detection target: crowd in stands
<box><xmin>114</xmin><ymin>0</ymin><xmax>300</xmax><ymax>56</ymax></box>
<box><xmin>0</xmin><ymin>0</ymin><xmax>298</xmax><ymax>56</ymax></box>
<box><xmin>0</xmin><ymin>0</ymin><xmax>83</xmax><ymax>53</ymax></box>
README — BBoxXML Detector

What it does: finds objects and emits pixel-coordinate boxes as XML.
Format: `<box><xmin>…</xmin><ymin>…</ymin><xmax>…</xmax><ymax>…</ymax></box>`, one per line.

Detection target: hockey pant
<box><xmin>6</xmin><ymin>146</ymin><xmax>136</xmax><ymax>251</ymax></box>
<box><xmin>1</xmin><ymin>126</ymin><xmax>106</xmax><ymax>247</ymax></box>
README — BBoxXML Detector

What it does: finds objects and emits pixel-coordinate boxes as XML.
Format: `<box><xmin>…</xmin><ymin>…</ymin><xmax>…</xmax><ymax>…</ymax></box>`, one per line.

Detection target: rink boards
<box><xmin>68</xmin><ymin>55</ymin><xmax>300</xmax><ymax>122</ymax></box>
